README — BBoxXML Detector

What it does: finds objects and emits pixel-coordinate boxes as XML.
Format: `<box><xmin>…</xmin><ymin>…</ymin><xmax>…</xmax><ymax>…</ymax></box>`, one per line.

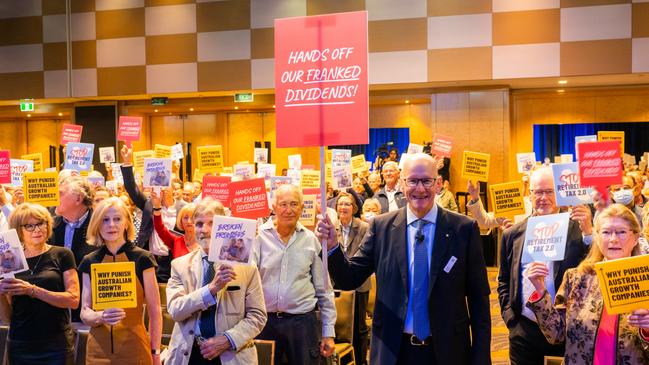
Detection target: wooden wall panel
<box><xmin>0</xmin><ymin>120</ymin><xmax>27</xmax><ymax>156</ymax></box>
<box><xmin>227</xmin><ymin>112</ymin><xmax>264</xmax><ymax>166</ymax></box>
<box><xmin>26</xmin><ymin>119</ymin><xmax>62</xmax><ymax>169</ymax></box>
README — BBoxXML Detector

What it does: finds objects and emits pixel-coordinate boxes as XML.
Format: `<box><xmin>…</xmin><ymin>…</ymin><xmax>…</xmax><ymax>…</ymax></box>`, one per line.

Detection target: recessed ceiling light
<box><xmin>558</xmin><ymin>80</ymin><xmax>568</xmax><ymax>84</ymax></box>
<box><xmin>27</xmin><ymin>114</ymin><xmax>31</xmax><ymax>117</ymax></box>
<box><xmin>234</xmin><ymin>106</ymin><xmax>239</xmax><ymax>110</ymax></box>
<box><xmin>557</xmin><ymin>89</ymin><xmax>565</xmax><ymax>93</ymax></box>
<box><xmin>272</xmin><ymin>105</ymin><xmax>276</xmax><ymax>108</ymax></box>
<box><xmin>58</xmin><ymin>112</ymin><xmax>63</xmax><ymax>116</ymax></box>
<box><xmin>189</xmin><ymin>108</ymin><xmax>194</xmax><ymax>112</ymax></box>
<box><xmin>405</xmin><ymin>100</ymin><xmax>410</xmax><ymax>104</ymax></box>
<box><xmin>154</xmin><ymin>109</ymin><xmax>158</xmax><ymax>112</ymax></box>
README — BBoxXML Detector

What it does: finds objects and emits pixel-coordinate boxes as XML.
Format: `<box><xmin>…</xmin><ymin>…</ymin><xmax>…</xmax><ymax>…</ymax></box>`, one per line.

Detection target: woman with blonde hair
<box><xmin>78</xmin><ymin>197</ymin><xmax>162</xmax><ymax>365</ymax></box>
<box><xmin>151</xmin><ymin>190</ymin><xmax>198</xmax><ymax>258</ymax></box>
<box><xmin>0</xmin><ymin>203</ymin><xmax>79</xmax><ymax>364</ymax></box>
<box><xmin>526</xmin><ymin>204</ymin><xmax>649</xmax><ymax>364</ymax></box>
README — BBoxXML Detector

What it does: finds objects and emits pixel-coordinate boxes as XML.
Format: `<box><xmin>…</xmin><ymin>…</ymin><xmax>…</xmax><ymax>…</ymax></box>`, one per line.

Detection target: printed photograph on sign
<box><xmin>170</xmin><ymin>144</ymin><xmax>184</xmax><ymax>160</ymax></box>
<box><xmin>233</xmin><ymin>163</ymin><xmax>255</xmax><ymax>181</ymax></box>
<box><xmin>143</xmin><ymin>158</ymin><xmax>172</xmax><ymax>188</ymax></box>
<box><xmin>288</xmin><ymin>154</ymin><xmax>302</xmax><ymax>170</ymax></box>
<box><xmin>111</xmin><ymin>163</ymin><xmax>123</xmax><ymax>183</ymax></box>
<box><xmin>208</xmin><ymin>216</ymin><xmax>257</xmax><ymax>264</ymax></box>
<box><xmin>254</xmin><ymin>148</ymin><xmax>268</xmax><ymax>164</ymax></box>
<box><xmin>99</xmin><ymin>147</ymin><xmax>115</xmax><ymax>163</ymax></box>
<box><xmin>551</xmin><ymin>162</ymin><xmax>593</xmax><ymax>207</ymax></box>
<box><xmin>331</xmin><ymin>149</ymin><xmax>352</xmax><ymax>189</ymax></box>
<box><xmin>64</xmin><ymin>142</ymin><xmax>95</xmax><ymax>172</ymax></box>
<box><xmin>521</xmin><ymin>212</ymin><xmax>570</xmax><ymax>263</ymax></box>
<box><xmin>257</xmin><ymin>163</ymin><xmax>276</xmax><ymax>180</ymax></box>
<box><xmin>516</xmin><ymin>152</ymin><xmax>536</xmax><ymax>173</ymax></box>
<box><xmin>595</xmin><ymin>254</ymin><xmax>649</xmax><ymax>314</ymax></box>
<box><xmin>0</xmin><ymin>230</ymin><xmax>28</xmax><ymax>277</ymax></box>
<box><xmin>91</xmin><ymin>261</ymin><xmax>137</xmax><ymax>310</ymax></box>
<box><xmin>10</xmin><ymin>159</ymin><xmax>34</xmax><ymax>187</ymax></box>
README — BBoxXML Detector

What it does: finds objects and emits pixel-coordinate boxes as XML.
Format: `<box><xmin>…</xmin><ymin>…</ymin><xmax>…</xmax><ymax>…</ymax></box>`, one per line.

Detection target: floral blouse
<box><xmin>526</xmin><ymin>268</ymin><xmax>649</xmax><ymax>365</ymax></box>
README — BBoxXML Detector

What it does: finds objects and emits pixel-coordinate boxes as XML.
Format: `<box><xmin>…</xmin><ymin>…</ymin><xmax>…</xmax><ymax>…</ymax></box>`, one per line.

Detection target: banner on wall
<box><xmin>274</xmin><ymin>11</ymin><xmax>368</xmax><ymax>147</ymax></box>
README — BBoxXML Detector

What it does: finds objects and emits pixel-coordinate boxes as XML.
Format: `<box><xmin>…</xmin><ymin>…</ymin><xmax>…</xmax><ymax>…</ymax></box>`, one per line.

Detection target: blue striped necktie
<box><xmin>413</xmin><ymin>219</ymin><xmax>431</xmax><ymax>340</ymax></box>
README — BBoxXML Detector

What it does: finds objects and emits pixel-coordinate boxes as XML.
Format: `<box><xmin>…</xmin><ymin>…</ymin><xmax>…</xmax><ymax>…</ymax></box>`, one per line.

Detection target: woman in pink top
<box><xmin>526</xmin><ymin>204</ymin><xmax>649</xmax><ymax>364</ymax></box>
<box><xmin>151</xmin><ymin>190</ymin><xmax>199</xmax><ymax>259</ymax></box>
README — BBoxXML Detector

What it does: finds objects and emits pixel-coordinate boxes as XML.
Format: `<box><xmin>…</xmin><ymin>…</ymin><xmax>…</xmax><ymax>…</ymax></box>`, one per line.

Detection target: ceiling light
<box><xmin>58</xmin><ymin>112</ymin><xmax>63</xmax><ymax>116</ymax></box>
<box><xmin>272</xmin><ymin>105</ymin><xmax>276</xmax><ymax>108</ymax></box>
<box><xmin>558</xmin><ymin>80</ymin><xmax>567</xmax><ymax>84</ymax></box>
<box><xmin>27</xmin><ymin>114</ymin><xmax>31</xmax><ymax>117</ymax></box>
<box><xmin>154</xmin><ymin>109</ymin><xmax>158</xmax><ymax>113</ymax></box>
<box><xmin>557</xmin><ymin>89</ymin><xmax>565</xmax><ymax>93</ymax></box>
<box><xmin>405</xmin><ymin>100</ymin><xmax>410</xmax><ymax>104</ymax></box>
<box><xmin>234</xmin><ymin>106</ymin><xmax>239</xmax><ymax>110</ymax></box>
<box><xmin>189</xmin><ymin>108</ymin><xmax>194</xmax><ymax>112</ymax></box>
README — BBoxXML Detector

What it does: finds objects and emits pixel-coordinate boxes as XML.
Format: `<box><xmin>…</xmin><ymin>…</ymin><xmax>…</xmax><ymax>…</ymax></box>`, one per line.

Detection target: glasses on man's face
<box><xmin>599</xmin><ymin>229</ymin><xmax>631</xmax><ymax>240</ymax></box>
<box><xmin>22</xmin><ymin>221</ymin><xmax>47</xmax><ymax>232</ymax></box>
<box><xmin>403</xmin><ymin>178</ymin><xmax>435</xmax><ymax>188</ymax></box>
<box><xmin>531</xmin><ymin>189</ymin><xmax>555</xmax><ymax>197</ymax></box>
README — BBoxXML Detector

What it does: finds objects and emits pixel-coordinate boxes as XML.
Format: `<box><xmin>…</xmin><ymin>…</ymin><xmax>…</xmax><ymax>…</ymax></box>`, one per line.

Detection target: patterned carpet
<box><xmin>489</xmin><ymin>267</ymin><xmax>510</xmax><ymax>365</ymax></box>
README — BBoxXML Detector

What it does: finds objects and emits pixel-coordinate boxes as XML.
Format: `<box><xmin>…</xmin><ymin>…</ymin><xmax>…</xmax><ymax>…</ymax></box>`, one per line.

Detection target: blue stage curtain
<box><xmin>328</xmin><ymin>128</ymin><xmax>410</xmax><ymax>168</ymax></box>
<box><xmin>533</xmin><ymin>122</ymin><xmax>649</xmax><ymax>161</ymax></box>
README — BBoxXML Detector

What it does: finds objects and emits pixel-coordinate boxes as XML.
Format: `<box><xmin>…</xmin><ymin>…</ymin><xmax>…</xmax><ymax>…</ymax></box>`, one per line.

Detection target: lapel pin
<box><xmin>445</xmin><ymin>233</ymin><xmax>450</xmax><ymax>238</ymax></box>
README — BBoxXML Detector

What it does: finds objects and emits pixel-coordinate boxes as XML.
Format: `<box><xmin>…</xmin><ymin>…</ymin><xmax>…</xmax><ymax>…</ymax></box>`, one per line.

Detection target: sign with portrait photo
<box><xmin>208</xmin><ymin>216</ymin><xmax>257</xmax><ymax>264</ymax></box>
<box><xmin>143</xmin><ymin>158</ymin><xmax>172</xmax><ymax>188</ymax></box>
<box><xmin>0</xmin><ymin>229</ymin><xmax>28</xmax><ymax>277</ymax></box>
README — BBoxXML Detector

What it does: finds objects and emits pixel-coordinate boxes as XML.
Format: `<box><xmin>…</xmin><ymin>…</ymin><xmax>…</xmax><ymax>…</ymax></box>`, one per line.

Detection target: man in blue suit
<box><xmin>316</xmin><ymin>153</ymin><xmax>491</xmax><ymax>365</ymax></box>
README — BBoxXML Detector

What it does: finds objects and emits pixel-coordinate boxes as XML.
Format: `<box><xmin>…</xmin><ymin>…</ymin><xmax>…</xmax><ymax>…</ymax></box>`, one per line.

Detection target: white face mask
<box><xmin>363</xmin><ymin>212</ymin><xmax>376</xmax><ymax>221</ymax></box>
<box><xmin>613</xmin><ymin>189</ymin><xmax>634</xmax><ymax>206</ymax></box>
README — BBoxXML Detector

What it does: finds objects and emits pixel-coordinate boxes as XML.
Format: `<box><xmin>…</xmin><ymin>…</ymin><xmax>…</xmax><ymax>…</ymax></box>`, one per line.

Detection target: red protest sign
<box><xmin>578</xmin><ymin>141</ymin><xmax>623</xmax><ymax>201</ymax></box>
<box><xmin>0</xmin><ymin>150</ymin><xmax>10</xmax><ymax>184</ymax></box>
<box><xmin>202</xmin><ymin>175</ymin><xmax>231</xmax><ymax>207</ymax></box>
<box><xmin>274</xmin><ymin>11</ymin><xmax>368</xmax><ymax>148</ymax></box>
<box><xmin>432</xmin><ymin>134</ymin><xmax>453</xmax><ymax>158</ymax></box>
<box><xmin>118</xmin><ymin>116</ymin><xmax>142</xmax><ymax>142</ymax></box>
<box><xmin>60</xmin><ymin>124</ymin><xmax>83</xmax><ymax>145</ymax></box>
<box><xmin>229</xmin><ymin>178</ymin><xmax>269</xmax><ymax>219</ymax></box>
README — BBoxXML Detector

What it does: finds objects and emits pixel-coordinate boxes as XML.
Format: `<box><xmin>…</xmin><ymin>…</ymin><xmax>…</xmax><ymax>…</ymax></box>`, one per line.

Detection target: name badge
<box><xmin>443</xmin><ymin>256</ymin><xmax>457</xmax><ymax>273</ymax></box>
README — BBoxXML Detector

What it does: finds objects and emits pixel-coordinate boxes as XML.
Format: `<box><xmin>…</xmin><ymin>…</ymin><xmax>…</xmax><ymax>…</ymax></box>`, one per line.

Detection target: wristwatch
<box><xmin>151</xmin><ymin>349</ymin><xmax>161</xmax><ymax>355</ymax></box>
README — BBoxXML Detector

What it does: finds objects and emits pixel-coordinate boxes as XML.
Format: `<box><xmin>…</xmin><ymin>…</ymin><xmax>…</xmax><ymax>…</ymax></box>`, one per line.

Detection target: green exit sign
<box><xmin>20</xmin><ymin>100</ymin><xmax>34</xmax><ymax>112</ymax></box>
<box><xmin>234</xmin><ymin>93</ymin><xmax>254</xmax><ymax>103</ymax></box>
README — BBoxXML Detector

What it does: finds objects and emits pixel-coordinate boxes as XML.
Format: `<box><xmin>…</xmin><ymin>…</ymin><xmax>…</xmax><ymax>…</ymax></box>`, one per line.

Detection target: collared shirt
<box><xmin>251</xmin><ymin>218</ymin><xmax>337</xmax><ymax>337</ymax></box>
<box><xmin>385</xmin><ymin>185</ymin><xmax>400</xmax><ymax>212</ymax></box>
<box><xmin>63</xmin><ymin>209</ymin><xmax>89</xmax><ymax>250</ymax></box>
<box><xmin>403</xmin><ymin>204</ymin><xmax>438</xmax><ymax>334</ymax></box>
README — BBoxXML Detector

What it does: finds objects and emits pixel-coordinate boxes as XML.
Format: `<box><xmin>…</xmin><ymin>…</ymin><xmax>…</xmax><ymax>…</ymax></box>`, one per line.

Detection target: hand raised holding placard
<box><xmin>526</xmin><ymin>262</ymin><xmax>549</xmax><ymax>296</ymax></box>
<box><xmin>569</xmin><ymin>205</ymin><xmax>593</xmax><ymax>235</ymax></box>
<box><xmin>467</xmin><ymin>179</ymin><xmax>480</xmax><ymax>202</ymax></box>
<box><xmin>208</xmin><ymin>263</ymin><xmax>237</xmax><ymax>296</ymax></box>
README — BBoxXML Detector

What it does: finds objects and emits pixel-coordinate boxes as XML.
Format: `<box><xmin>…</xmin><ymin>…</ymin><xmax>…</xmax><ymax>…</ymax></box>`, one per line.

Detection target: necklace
<box><xmin>27</xmin><ymin>245</ymin><xmax>49</xmax><ymax>276</ymax></box>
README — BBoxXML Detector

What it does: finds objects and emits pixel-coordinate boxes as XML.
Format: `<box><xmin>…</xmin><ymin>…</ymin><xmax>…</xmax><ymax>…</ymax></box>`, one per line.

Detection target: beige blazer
<box><xmin>164</xmin><ymin>250</ymin><xmax>267</xmax><ymax>365</ymax></box>
<box><xmin>335</xmin><ymin>217</ymin><xmax>371</xmax><ymax>292</ymax></box>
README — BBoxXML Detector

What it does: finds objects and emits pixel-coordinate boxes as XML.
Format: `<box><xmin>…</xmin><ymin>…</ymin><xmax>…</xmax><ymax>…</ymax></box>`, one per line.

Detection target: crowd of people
<box><xmin>0</xmin><ymin>145</ymin><xmax>648</xmax><ymax>365</ymax></box>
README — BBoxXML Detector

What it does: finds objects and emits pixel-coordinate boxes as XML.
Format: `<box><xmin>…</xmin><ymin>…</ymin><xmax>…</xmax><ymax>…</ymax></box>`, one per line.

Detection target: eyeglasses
<box><xmin>531</xmin><ymin>189</ymin><xmax>555</xmax><ymax>197</ymax></box>
<box><xmin>403</xmin><ymin>178</ymin><xmax>436</xmax><ymax>188</ymax></box>
<box><xmin>22</xmin><ymin>221</ymin><xmax>47</xmax><ymax>232</ymax></box>
<box><xmin>599</xmin><ymin>230</ymin><xmax>631</xmax><ymax>239</ymax></box>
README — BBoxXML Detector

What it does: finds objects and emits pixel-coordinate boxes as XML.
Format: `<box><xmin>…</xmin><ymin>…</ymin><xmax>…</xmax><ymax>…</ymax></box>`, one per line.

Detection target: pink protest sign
<box><xmin>60</xmin><ymin>124</ymin><xmax>83</xmax><ymax>145</ymax></box>
<box><xmin>578</xmin><ymin>141</ymin><xmax>623</xmax><ymax>201</ymax></box>
<box><xmin>117</xmin><ymin>116</ymin><xmax>142</xmax><ymax>142</ymax></box>
<box><xmin>274</xmin><ymin>11</ymin><xmax>368</xmax><ymax>148</ymax></box>
<box><xmin>432</xmin><ymin>134</ymin><xmax>453</xmax><ymax>158</ymax></box>
<box><xmin>202</xmin><ymin>175</ymin><xmax>231</xmax><ymax>207</ymax></box>
<box><xmin>0</xmin><ymin>150</ymin><xmax>10</xmax><ymax>184</ymax></box>
<box><xmin>229</xmin><ymin>178</ymin><xmax>269</xmax><ymax>219</ymax></box>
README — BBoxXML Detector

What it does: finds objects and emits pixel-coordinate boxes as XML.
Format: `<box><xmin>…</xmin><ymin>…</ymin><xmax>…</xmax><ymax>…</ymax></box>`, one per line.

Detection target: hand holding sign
<box><xmin>208</xmin><ymin>263</ymin><xmax>237</xmax><ymax>296</ymax></box>
<box><xmin>120</xmin><ymin>145</ymin><xmax>133</xmax><ymax>165</ymax></box>
<box><xmin>526</xmin><ymin>262</ymin><xmax>550</xmax><ymax>295</ymax></box>
<box><xmin>101</xmin><ymin>308</ymin><xmax>127</xmax><ymax>326</ymax></box>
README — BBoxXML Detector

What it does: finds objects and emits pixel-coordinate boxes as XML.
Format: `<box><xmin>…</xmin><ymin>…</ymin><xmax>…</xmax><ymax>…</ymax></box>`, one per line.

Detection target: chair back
<box><xmin>334</xmin><ymin>290</ymin><xmax>355</xmax><ymax>344</ymax></box>
<box><xmin>366</xmin><ymin>275</ymin><xmax>376</xmax><ymax>316</ymax></box>
<box><xmin>255</xmin><ymin>339</ymin><xmax>275</xmax><ymax>365</ymax></box>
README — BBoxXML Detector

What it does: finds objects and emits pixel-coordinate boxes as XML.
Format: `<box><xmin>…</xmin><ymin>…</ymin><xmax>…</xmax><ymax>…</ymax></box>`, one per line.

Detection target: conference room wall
<box><xmin>510</xmin><ymin>86</ymin><xmax>649</xmax><ymax>182</ymax></box>
<box><xmin>0</xmin><ymin>118</ymin><xmax>64</xmax><ymax>167</ymax></box>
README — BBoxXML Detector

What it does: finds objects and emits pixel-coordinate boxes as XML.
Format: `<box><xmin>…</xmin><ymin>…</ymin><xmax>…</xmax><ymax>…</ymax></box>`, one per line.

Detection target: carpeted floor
<box><xmin>488</xmin><ymin>267</ymin><xmax>510</xmax><ymax>365</ymax></box>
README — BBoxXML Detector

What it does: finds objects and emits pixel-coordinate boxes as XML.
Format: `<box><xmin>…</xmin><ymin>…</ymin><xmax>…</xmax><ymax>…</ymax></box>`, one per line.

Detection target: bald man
<box><xmin>317</xmin><ymin>153</ymin><xmax>491</xmax><ymax>365</ymax></box>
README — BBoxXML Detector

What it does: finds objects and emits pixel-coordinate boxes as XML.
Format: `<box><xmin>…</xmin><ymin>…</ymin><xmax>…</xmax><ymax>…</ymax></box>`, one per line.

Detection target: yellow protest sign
<box><xmin>300</xmin><ymin>170</ymin><xmax>321</xmax><ymax>189</ymax></box>
<box><xmin>595</xmin><ymin>254</ymin><xmax>649</xmax><ymax>314</ymax></box>
<box><xmin>193</xmin><ymin>168</ymin><xmax>205</xmax><ymax>182</ymax></box>
<box><xmin>91</xmin><ymin>261</ymin><xmax>137</xmax><ymax>310</ymax></box>
<box><xmin>154</xmin><ymin>144</ymin><xmax>171</xmax><ymax>158</ymax></box>
<box><xmin>222</xmin><ymin>166</ymin><xmax>233</xmax><ymax>174</ymax></box>
<box><xmin>133</xmin><ymin>150</ymin><xmax>155</xmax><ymax>175</ymax></box>
<box><xmin>351</xmin><ymin>155</ymin><xmax>367</xmax><ymax>174</ymax></box>
<box><xmin>21</xmin><ymin>153</ymin><xmax>43</xmax><ymax>172</ymax></box>
<box><xmin>325</xmin><ymin>164</ymin><xmax>332</xmax><ymax>184</ymax></box>
<box><xmin>326</xmin><ymin>149</ymin><xmax>332</xmax><ymax>164</ymax></box>
<box><xmin>461</xmin><ymin>151</ymin><xmax>490</xmax><ymax>182</ymax></box>
<box><xmin>598</xmin><ymin>131</ymin><xmax>624</xmax><ymax>155</ymax></box>
<box><xmin>489</xmin><ymin>181</ymin><xmax>525</xmax><ymax>220</ymax></box>
<box><xmin>24</xmin><ymin>171</ymin><xmax>59</xmax><ymax>207</ymax></box>
<box><xmin>197</xmin><ymin>145</ymin><xmax>223</xmax><ymax>173</ymax></box>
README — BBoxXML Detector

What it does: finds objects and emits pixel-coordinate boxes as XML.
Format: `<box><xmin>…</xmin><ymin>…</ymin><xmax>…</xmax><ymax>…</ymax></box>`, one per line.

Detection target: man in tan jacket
<box><xmin>165</xmin><ymin>198</ymin><xmax>267</xmax><ymax>365</ymax></box>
